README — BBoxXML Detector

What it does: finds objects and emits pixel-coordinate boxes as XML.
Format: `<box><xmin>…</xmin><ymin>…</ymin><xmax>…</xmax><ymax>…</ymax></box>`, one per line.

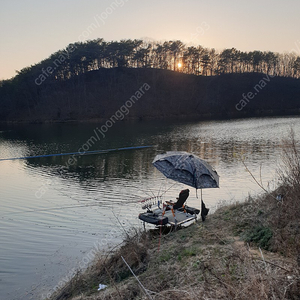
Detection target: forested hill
<box><xmin>0</xmin><ymin>38</ymin><xmax>300</xmax><ymax>122</ymax></box>
<box><xmin>1</xmin><ymin>68</ymin><xmax>300</xmax><ymax>122</ymax></box>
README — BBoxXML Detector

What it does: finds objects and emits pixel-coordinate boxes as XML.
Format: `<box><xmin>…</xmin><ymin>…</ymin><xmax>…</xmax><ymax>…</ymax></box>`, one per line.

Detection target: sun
<box><xmin>177</xmin><ymin>63</ymin><xmax>182</xmax><ymax>68</ymax></box>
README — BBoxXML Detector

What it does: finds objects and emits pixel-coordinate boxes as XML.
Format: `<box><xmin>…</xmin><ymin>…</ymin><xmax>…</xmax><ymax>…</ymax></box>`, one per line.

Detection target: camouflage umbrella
<box><xmin>153</xmin><ymin>151</ymin><xmax>219</xmax><ymax>220</ymax></box>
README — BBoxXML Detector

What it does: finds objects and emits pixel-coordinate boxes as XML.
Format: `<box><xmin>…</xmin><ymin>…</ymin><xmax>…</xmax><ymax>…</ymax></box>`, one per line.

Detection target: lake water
<box><xmin>0</xmin><ymin>116</ymin><xmax>299</xmax><ymax>300</ymax></box>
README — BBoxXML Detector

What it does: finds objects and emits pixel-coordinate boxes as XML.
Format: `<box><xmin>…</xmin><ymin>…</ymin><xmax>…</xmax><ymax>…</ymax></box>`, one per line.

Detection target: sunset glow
<box><xmin>1</xmin><ymin>0</ymin><xmax>299</xmax><ymax>80</ymax></box>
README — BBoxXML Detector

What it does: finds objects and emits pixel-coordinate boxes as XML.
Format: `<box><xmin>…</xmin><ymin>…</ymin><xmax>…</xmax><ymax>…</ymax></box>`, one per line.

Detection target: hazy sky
<box><xmin>1</xmin><ymin>0</ymin><xmax>300</xmax><ymax>80</ymax></box>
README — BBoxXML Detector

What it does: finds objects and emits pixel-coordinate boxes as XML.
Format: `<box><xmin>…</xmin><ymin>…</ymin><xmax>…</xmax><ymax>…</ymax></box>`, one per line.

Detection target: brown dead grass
<box><xmin>49</xmin><ymin>132</ymin><xmax>300</xmax><ymax>300</ymax></box>
<box><xmin>49</xmin><ymin>202</ymin><xmax>300</xmax><ymax>300</ymax></box>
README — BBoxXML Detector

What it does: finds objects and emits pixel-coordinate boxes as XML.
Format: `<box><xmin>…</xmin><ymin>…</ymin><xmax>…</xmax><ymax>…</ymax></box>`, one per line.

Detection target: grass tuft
<box><xmin>242</xmin><ymin>226</ymin><xmax>273</xmax><ymax>250</ymax></box>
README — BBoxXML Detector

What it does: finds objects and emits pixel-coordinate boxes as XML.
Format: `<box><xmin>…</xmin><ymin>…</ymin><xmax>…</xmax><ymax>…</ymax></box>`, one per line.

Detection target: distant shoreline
<box><xmin>1</xmin><ymin>110</ymin><xmax>299</xmax><ymax>126</ymax></box>
<box><xmin>1</xmin><ymin>69</ymin><xmax>300</xmax><ymax>123</ymax></box>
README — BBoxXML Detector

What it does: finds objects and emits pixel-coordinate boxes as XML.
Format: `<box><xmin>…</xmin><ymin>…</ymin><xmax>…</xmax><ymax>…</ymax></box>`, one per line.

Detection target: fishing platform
<box><xmin>138</xmin><ymin>189</ymin><xmax>201</xmax><ymax>227</ymax></box>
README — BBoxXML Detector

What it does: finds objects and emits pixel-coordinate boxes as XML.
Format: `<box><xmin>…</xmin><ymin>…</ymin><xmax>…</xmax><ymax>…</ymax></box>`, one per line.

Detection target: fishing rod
<box><xmin>0</xmin><ymin>193</ymin><xmax>159</xmax><ymax>217</ymax></box>
<box><xmin>0</xmin><ymin>145</ymin><xmax>153</xmax><ymax>162</ymax></box>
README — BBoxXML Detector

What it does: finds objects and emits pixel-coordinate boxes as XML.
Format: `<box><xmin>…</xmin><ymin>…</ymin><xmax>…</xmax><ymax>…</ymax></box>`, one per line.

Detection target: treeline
<box><xmin>3</xmin><ymin>38</ymin><xmax>300</xmax><ymax>84</ymax></box>
<box><xmin>1</xmin><ymin>38</ymin><xmax>300</xmax><ymax>122</ymax></box>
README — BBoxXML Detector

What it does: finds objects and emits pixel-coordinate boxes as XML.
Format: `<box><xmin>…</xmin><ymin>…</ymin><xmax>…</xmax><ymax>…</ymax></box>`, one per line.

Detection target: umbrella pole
<box><xmin>197</xmin><ymin>189</ymin><xmax>203</xmax><ymax>222</ymax></box>
<box><xmin>200</xmin><ymin>189</ymin><xmax>202</xmax><ymax>219</ymax></box>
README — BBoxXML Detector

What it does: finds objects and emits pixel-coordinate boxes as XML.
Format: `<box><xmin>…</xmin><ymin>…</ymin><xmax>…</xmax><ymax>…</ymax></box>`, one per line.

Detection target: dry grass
<box><xmin>49</xmin><ymin>132</ymin><xmax>300</xmax><ymax>300</ymax></box>
<box><xmin>49</xmin><ymin>229</ymin><xmax>151</xmax><ymax>300</ymax></box>
<box><xmin>49</xmin><ymin>214</ymin><xmax>300</xmax><ymax>300</ymax></box>
<box><xmin>273</xmin><ymin>129</ymin><xmax>300</xmax><ymax>258</ymax></box>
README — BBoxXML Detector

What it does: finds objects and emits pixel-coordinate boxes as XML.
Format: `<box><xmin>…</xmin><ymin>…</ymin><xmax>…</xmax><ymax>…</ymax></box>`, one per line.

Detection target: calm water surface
<box><xmin>0</xmin><ymin>116</ymin><xmax>299</xmax><ymax>300</ymax></box>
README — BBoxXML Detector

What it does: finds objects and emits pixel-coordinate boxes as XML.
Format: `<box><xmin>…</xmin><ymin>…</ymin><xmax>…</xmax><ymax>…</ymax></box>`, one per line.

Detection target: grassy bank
<box><xmin>49</xmin><ymin>134</ymin><xmax>300</xmax><ymax>300</ymax></box>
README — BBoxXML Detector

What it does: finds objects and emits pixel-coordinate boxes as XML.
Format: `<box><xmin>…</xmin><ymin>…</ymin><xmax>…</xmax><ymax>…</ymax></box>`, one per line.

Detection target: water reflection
<box><xmin>0</xmin><ymin>116</ymin><xmax>299</xmax><ymax>300</ymax></box>
<box><xmin>2</xmin><ymin>117</ymin><xmax>294</xmax><ymax>177</ymax></box>
<box><xmin>1</xmin><ymin>117</ymin><xmax>299</xmax><ymax>201</ymax></box>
